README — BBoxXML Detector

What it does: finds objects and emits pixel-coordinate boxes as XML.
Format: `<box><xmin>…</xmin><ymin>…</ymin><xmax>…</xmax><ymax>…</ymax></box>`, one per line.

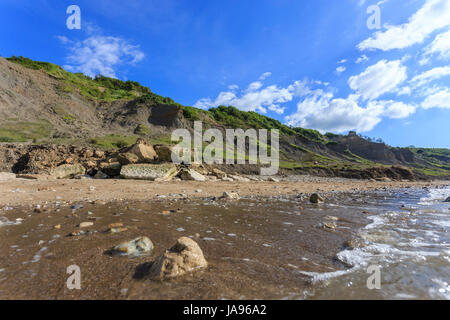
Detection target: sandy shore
<box><xmin>0</xmin><ymin>176</ymin><xmax>448</xmax><ymax>207</ymax></box>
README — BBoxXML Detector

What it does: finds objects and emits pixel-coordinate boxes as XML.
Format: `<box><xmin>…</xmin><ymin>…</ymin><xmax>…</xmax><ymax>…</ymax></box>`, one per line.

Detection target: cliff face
<box><xmin>0</xmin><ymin>56</ymin><xmax>449</xmax><ymax>179</ymax></box>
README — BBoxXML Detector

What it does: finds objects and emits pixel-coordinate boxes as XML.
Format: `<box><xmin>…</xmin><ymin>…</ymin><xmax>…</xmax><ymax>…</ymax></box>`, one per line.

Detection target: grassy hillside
<box><xmin>2</xmin><ymin>56</ymin><xmax>450</xmax><ymax>178</ymax></box>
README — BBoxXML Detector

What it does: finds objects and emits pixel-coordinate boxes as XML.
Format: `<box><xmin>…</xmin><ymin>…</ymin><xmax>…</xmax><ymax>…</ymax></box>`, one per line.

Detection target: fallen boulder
<box><xmin>117</xmin><ymin>153</ymin><xmax>139</xmax><ymax>165</ymax></box>
<box><xmin>120</xmin><ymin>163</ymin><xmax>178</xmax><ymax>181</ymax></box>
<box><xmin>179</xmin><ymin>168</ymin><xmax>207</xmax><ymax>181</ymax></box>
<box><xmin>51</xmin><ymin>164</ymin><xmax>85</xmax><ymax>179</ymax></box>
<box><xmin>147</xmin><ymin>237</ymin><xmax>207</xmax><ymax>280</ymax></box>
<box><xmin>102</xmin><ymin>163</ymin><xmax>122</xmax><ymax>177</ymax></box>
<box><xmin>154</xmin><ymin>145</ymin><xmax>174</xmax><ymax>162</ymax></box>
<box><xmin>129</xmin><ymin>143</ymin><xmax>157</xmax><ymax>163</ymax></box>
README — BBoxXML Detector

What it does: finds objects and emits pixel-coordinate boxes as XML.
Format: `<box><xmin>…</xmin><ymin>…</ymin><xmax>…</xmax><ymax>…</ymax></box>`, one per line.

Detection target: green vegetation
<box><xmin>7</xmin><ymin>56</ymin><xmax>153</xmax><ymax>102</ymax></box>
<box><xmin>135</xmin><ymin>124</ymin><xmax>151</xmax><ymax>136</ymax></box>
<box><xmin>88</xmin><ymin>134</ymin><xmax>138</xmax><ymax>149</ymax></box>
<box><xmin>0</xmin><ymin>121</ymin><xmax>52</xmax><ymax>142</ymax></box>
<box><xmin>53</xmin><ymin>105</ymin><xmax>77</xmax><ymax>124</ymax></box>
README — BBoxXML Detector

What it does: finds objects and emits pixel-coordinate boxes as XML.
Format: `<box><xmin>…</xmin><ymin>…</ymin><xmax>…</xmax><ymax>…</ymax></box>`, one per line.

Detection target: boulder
<box><xmin>148</xmin><ymin>237</ymin><xmax>207</xmax><ymax>280</ymax></box>
<box><xmin>129</xmin><ymin>143</ymin><xmax>157</xmax><ymax>163</ymax></box>
<box><xmin>220</xmin><ymin>191</ymin><xmax>240</xmax><ymax>200</ymax></box>
<box><xmin>310</xmin><ymin>193</ymin><xmax>324</xmax><ymax>204</ymax></box>
<box><xmin>229</xmin><ymin>174</ymin><xmax>250</xmax><ymax>182</ymax></box>
<box><xmin>94</xmin><ymin>150</ymin><xmax>105</xmax><ymax>158</ymax></box>
<box><xmin>0</xmin><ymin>172</ymin><xmax>16</xmax><ymax>181</ymax></box>
<box><xmin>103</xmin><ymin>163</ymin><xmax>122</xmax><ymax>177</ymax></box>
<box><xmin>179</xmin><ymin>168</ymin><xmax>207</xmax><ymax>182</ymax></box>
<box><xmin>112</xmin><ymin>236</ymin><xmax>154</xmax><ymax>255</ymax></box>
<box><xmin>211</xmin><ymin>168</ymin><xmax>227</xmax><ymax>179</ymax></box>
<box><xmin>120</xmin><ymin>164</ymin><xmax>178</xmax><ymax>181</ymax></box>
<box><xmin>154</xmin><ymin>145</ymin><xmax>174</xmax><ymax>162</ymax></box>
<box><xmin>51</xmin><ymin>164</ymin><xmax>85</xmax><ymax>179</ymax></box>
<box><xmin>94</xmin><ymin>171</ymin><xmax>109</xmax><ymax>179</ymax></box>
<box><xmin>117</xmin><ymin>153</ymin><xmax>139</xmax><ymax>165</ymax></box>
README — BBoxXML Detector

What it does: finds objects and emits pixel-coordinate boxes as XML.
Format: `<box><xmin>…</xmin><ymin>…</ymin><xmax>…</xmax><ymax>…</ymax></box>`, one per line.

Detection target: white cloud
<box><xmin>338</xmin><ymin>59</ymin><xmax>347</xmax><ymax>64</ymax></box>
<box><xmin>336</xmin><ymin>66</ymin><xmax>346</xmax><ymax>74</ymax></box>
<box><xmin>348</xmin><ymin>59</ymin><xmax>407</xmax><ymax>100</ymax></box>
<box><xmin>59</xmin><ymin>35</ymin><xmax>144</xmax><ymax>78</ymax></box>
<box><xmin>285</xmin><ymin>91</ymin><xmax>385</xmax><ymax>133</ymax></box>
<box><xmin>369</xmin><ymin>100</ymin><xmax>416</xmax><ymax>119</ymax></box>
<box><xmin>410</xmin><ymin>66</ymin><xmax>450</xmax><ymax>88</ymax></box>
<box><xmin>358</xmin><ymin>0</ymin><xmax>450</xmax><ymax>51</ymax></box>
<box><xmin>423</xmin><ymin>29</ymin><xmax>450</xmax><ymax>62</ymax></box>
<box><xmin>355</xmin><ymin>54</ymin><xmax>369</xmax><ymax>64</ymax></box>
<box><xmin>258</xmin><ymin>72</ymin><xmax>272</xmax><ymax>81</ymax></box>
<box><xmin>422</xmin><ymin>88</ymin><xmax>450</xmax><ymax>109</ymax></box>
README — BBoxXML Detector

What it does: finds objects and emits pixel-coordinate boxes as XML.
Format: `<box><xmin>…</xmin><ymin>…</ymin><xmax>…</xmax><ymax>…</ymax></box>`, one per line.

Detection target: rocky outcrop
<box><xmin>147</xmin><ymin>237</ymin><xmax>207</xmax><ymax>280</ymax></box>
<box><xmin>120</xmin><ymin>163</ymin><xmax>178</xmax><ymax>181</ymax></box>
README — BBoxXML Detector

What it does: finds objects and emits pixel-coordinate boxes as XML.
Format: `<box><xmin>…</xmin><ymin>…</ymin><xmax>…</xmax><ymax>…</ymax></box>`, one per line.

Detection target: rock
<box><xmin>0</xmin><ymin>172</ymin><xmax>16</xmax><ymax>181</ymax></box>
<box><xmin>211</xmin><ymin>168</ymin><xmax>226</xmax><ymax>179</ymax></box>
<box><xmin>112</xmin><ymin>236</ymin><xmax>154</xmax><ymax>255</ymax></box>
<box><xmin>220</xmin><ymin>192</ymin><xmax>240</xmax><ymax>200</ymax></box>
<box><xmin>117</xmin><ymin>153</ymin><xmax>139</xmax><ymax>165</ymax></box>
<box><xmin>79</xmin><ymin>222</ymin><xmax>94</xmax><ymax>228</ymax></box>
<box><xmin>83</xmin><ymin>150</ymin><xmax>94</xmax><ymax>158</ymax></box>
<box><xmin>98</xmin><ymin>162</ymin><xmax>109</xmax><ymax>169</ymax></box>
<box><xmin>268</xmin><ymin>177</ymin><xmax>280</xmax><ymax>182</ymax></box>
<box><xmin>179</xmin><ymin>169</ymin><xmax>207</xmax><ymax>182</ymax></box>
<box><xmin>102</xmin><ymin>163</ymin><xmax>122</xmax><ymax>177</ymax></box>
<box><xmin>148</xmin><ymin>237</ymin><xmax>207</xmax><ymax>280</ymax></box>
<box><xmin>222</xmin><ymin>177</ymin><xmax>234</xmax><ymax>182</ymax></box>
<box><xmin>121</xmin><ymin>164</ymin><xmax>178</xmax><ymax>181</ymax></box>
<box><xmin>94</xmin><ymin>150</ymin><xmax>105</xmax><ymax>158</ymax></box>
<box><xmin>108</xmin><ymin>223</ymin><xmax>124</xmax><ymax>228</ymax></box>
<box><xmin>229</xmin><ymin>175</ymin><xmax>250</xmax><ymax>182</ymax></box>
<box><xmin>94</xmin><ymin>171</ymin><xmax>109</xmax><ymax>179</ymax></box>
<box><xmin>310</xmin><ymin>193</ymin><xmax>324</xmax><ymax>204</ymax></box>
<box><xmin>444</xmin><ymin>197</ymin><xmax>450</xmax><ymax>203</ymax></box>
<box><xmin>154</xmin><ymin>145</ymin><xmax>174</xmax><ymax>162</ymax></box>
<box><xmin>54</xmin><ymin>224</ymin><xmax>61</xmax><ymax>229</ymax></box>
<box><xmin>318</xmin><ymin>221</ymin><xmax>336</xmax><ymax>230</ymax></box>
<box><xmin>86</xmin><ymin>160</ymin><xmax>97</xmax><ymax>168</ymax></box>
<box><xmin>129</xmin><ymin>143</ymin><xmax>157</xmax><ymax>163</ymax></box>
<box><xmin>108</xmin><ymin>227</ymin><xmax>128</xmax><ymax>233</ymax></box>
<box><xmin>64</xmin><ymin>158</ymin><xmax>74</xmax><ymax>164</ymax></box>
<box><xmin>50</xmin><ymin>164</ymin><xmax>85</xmax><ymax>179</ymax></box>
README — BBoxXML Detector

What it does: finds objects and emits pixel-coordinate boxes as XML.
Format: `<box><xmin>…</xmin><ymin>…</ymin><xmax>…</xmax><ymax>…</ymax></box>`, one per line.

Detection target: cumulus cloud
<box><xmin>369</xmin><ymin>100</ymin><xmax>416</xmax><ymax>119</ymax></box>
<box><xmin>348</xmin><ymin>59</ymin><xmax>407</xmax><ymax>100</ymax></box>
<box><xmin>410</xmin><ymin>66</ymin><xmax>450</xmax><ymax>88</ymax></box>
<box><xmin>422</xmin><ymin>88</ymin><xmax>450</xmax><ymax>109</ymax></box>
<box><xmin>422</xmin><ymin>29</ymin><xmax>450</xmax><ymax>63</ymax></box>
<box><xmin>193</xmin><ymin>74</ymin><xmax>314</xmax><ymax>115</ymax></box>
<box><xmin>358</xmin><ymin>0</ymin><xmax>450</xmax><ymax>51</ymax></box>
<box><xmin>258</xmin><ymin>72</ymin><xmax>272</xmax><ymax>81</ymax></box>
<box><xmin>284</xmin><ymin>91</ymin><xmax>385</xmax><ymax>133</ymax></box>
<box><xmin>59</xmin><ymin>35</ymin><xmax>144</xmax><ymax>78</ymax></box>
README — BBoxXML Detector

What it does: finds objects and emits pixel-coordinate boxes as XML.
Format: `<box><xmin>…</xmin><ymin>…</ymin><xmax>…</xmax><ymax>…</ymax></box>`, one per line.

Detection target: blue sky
<box><xmin>0</xmin><ymin>0</ymin><xmax>449</xmax><ymax>147</ymax></box>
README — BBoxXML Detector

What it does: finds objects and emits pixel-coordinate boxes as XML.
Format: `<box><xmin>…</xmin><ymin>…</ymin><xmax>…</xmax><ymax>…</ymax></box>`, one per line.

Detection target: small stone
<box><xmin>220</xmin><ymin>192</ymin><xmax>240</xmax><ymax>200</ymax></box>
<box><xmin>108</xmin><ymin>222</ymin><xmax>124</xmax><ymax>228</ymax></box>
<box><xmin>112</xmin><ymin>237</ymin><xmax>154</xmax><ymax>255</ymax></box>
<box><xmin>310</xmin><ymin>193</ymin><xmax>324</xmax><ymax>204</ymax></box>
<box><xmin>108</xmin><ymin>227</ymin><xmax>128</xmax><ymax>234</ymax></box>
<box><xmin>94</xmin><ymin>150</ymin><xmax>105</xmax><ymax>158</ymax></box>
<box><xmin>79</xmin><ymin>222</ymin><xmax>94</xmax><ymax>228</ymax></box>
<box><xmin>54</xmin><ymin>224</ymin><xmax>61</xmax><ymax>229</ymax></box>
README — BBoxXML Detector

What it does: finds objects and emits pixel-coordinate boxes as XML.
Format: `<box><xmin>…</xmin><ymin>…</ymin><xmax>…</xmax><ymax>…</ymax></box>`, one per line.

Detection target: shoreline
<box><xmin>1</xmin><ymin>176</ymin><xmax>449</xmax><ymax>208</ymax></box>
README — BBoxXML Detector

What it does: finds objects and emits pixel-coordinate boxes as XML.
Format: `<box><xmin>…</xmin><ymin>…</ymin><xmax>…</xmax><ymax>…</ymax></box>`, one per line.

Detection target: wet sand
<box><xmin>0</xmin><ymin>178</ymin><xmax>448</xmax><ymax>300</ymax></box>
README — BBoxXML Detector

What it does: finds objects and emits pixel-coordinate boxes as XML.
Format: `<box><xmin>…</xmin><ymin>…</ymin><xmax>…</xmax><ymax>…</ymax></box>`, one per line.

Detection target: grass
<box><xmin>135</xmin><ymin>124</ymin><xmax>151</xmax><ymax>136</ymax></box>
<box><xmin>53</xmin><ymin>105</ymin><xmax>77</xmax><ymax>124</ymax></box>
<box><xmin>0</xmin><ymin>121</ymin><xmax>52</xmax><ymax>142</ymax></box>
<box><xmin>88</xmin><ymin>134</ymin><xmax>138</xmax><ymax>149</ymax></box>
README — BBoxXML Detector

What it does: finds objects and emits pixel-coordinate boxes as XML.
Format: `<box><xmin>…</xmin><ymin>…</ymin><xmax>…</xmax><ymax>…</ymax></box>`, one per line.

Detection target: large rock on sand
<box><xmin>120</xmin><ymin>163</ymin><xmax>178</xmax><ymax>181</ymax></box>
<box><xmin>148</xmin><ymin>237</ymin><xmax>208</xmax><ymax>280</ymax></box>
<box><xmin>179</xmin><ymin>168</ymin><xmax>207</xmax><ymax>181</ymax></box>
<box><xmin>51</xmin><ymin>164</ymin><xmax>85</xmax><ymax>179</ymax></box>
<box><xmin>310</xmin><ymin>193</ymin><xmax>324</xmax><ymax>204</ymax></box>
<box><xmin>154</xmin><ymin>145</ymin><xmax>175</xmax><ymax>162</ymax></box>
<box><xmin>129</xmin><ymin>143</ymin><xmax>157</xmax><ymax>163</ymax></box>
